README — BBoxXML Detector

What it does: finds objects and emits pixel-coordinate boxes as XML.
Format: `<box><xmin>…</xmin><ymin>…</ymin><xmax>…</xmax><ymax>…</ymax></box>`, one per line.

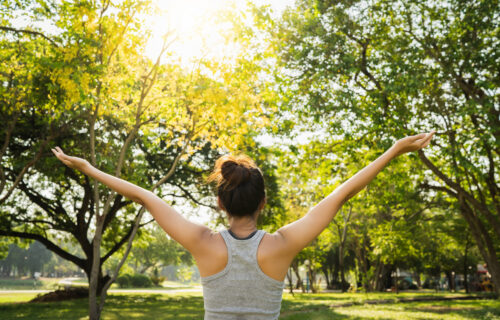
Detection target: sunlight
<box><xmin>145</xmin><ymin>0</ymin><xmax>294</xmax><ymax>64</ymax></box>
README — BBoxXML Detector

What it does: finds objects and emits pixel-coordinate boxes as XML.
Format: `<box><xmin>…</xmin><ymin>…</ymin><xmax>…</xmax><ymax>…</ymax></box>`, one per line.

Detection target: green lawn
<box><xmin>0</xmin><ymin>278</ymin><xmax>62</xmax><ymax>290</ymax></box>
<box><xmin>0</xmin><ymin>292</ymin><xmax>498</xmax><ymax>319</ymax></box>
<box><xmin>280</xmin><ymin>293</ymin><xmax>500</xmax><ymax>320</ymax></box>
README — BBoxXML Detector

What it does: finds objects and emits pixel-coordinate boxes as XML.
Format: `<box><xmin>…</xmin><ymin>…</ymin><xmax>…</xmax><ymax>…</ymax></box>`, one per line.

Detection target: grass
<box><xmin>0</xmin><ymin>291</ymin><xmax>498</xmax><ymax>319</ymax></box>
<box><xmin>0</xmin><ymin>292</ymin><xmax>39</xmax><ymax>303</ymax></box>
<box><xmin>279</xmin><ymin>293</ymin><xmax>500</xmax><ymax>320</ymax></box>
<box><xmin>0</xmin><ymin>277</ymin><xmax>63</xmax><ymax>290</ymax></box>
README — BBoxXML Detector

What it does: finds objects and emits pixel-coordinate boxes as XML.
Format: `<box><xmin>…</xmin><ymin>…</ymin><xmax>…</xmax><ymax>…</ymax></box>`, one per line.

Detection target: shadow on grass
<box><xmin>0</xmin><ymin>294</ymin><xmax>205</xmax><ymax>320</ymax></box>
<box><xmin>280</xmin><ymin>306</ymin><xmax>393</xmax><ymax>320</ymax></box>
<box><xmin>405</xmin><ymin>299</ymin><xmax>500</xmax><ymax>320</ymax></box>
<box><xmin>102</xmin><ymin>294</ymin><xmax>205</xmax><ymax>320</ymax></box>
<box><xmin>0</xmin><ymin>298</ymin><xmax>89</xmax><ymax>319</ymax></box>
<box><xmin>280</xmin><ymin>295</ymin><xmax>500</xmax><ymax>320</ymax></box>
<box><xmin>1</xmin><ymin>292</ymin><xmax>498</xmax><ymax>320</ymax></box>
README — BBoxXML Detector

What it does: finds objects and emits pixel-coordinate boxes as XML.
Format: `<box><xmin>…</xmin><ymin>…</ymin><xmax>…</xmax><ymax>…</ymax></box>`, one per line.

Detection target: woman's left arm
<box><xmin>274</xmin><ymin>131</ymin><xmax>435</xmax><ymax>259</ymax></box>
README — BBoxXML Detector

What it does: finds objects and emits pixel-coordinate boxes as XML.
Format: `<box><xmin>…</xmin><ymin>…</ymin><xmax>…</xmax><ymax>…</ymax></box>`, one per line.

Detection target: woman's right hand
<box><xmin>51</xmin><ymin>146</ymin><xmax>90</xmax><ymax>171</ymax></box>
<box><xmin>393</xmin><ymin>131</ymin><xmax>435</xmax><ymax>157</ymax></box>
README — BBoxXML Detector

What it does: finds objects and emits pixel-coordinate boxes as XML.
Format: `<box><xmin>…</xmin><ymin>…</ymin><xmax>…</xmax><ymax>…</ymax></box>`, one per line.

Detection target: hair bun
<box><xmin>208</xmin><ymin>154</ymin><xmax>266</xmax><ymax>217</ymax></box>
<box><xmin>207</xmin><ymin>154</ymin><xmax>258</xmax><ymax>190</ymax></box>
<box><xmin>221</xmin><ymin>160</ymin><xmax>251</xmax><ymax>190</ymax></box>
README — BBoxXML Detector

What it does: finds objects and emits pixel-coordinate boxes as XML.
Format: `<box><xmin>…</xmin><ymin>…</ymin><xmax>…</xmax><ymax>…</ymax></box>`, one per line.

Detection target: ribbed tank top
<box><xmin>201</xmin><ymin>229</ymin><xmax>285</xmax><ymax>320</ymax></box>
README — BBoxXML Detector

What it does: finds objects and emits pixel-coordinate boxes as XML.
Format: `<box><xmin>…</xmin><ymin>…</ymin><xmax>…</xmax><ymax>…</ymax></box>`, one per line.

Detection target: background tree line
<box><xmin>231</xmin><ymin>0</ymin><xmax>498</xmax><ymax>295</ymax></box>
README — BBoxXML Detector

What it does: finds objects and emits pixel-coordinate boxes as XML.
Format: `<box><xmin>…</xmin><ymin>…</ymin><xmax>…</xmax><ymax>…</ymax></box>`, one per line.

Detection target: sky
<box><xmin>145</xmin><ymin>0</ymin><xmax>295</xmax><ymax>65</ymax></box>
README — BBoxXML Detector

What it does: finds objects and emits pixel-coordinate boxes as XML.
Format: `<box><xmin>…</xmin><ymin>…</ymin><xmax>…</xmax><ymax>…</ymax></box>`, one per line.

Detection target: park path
<box><xmin>109</xmin><ymin>287</ymin><xmax>202</xmax><ymax>294</ymax></box>
<box><xmin>0</xmin><ymin>290</ymin><xmax>51</xmax><ymax>294</ymax></box>
<box><xmin>0</xmin><ymin>277</ymin><xmax>203</xmax><ymax>294</ymax></box>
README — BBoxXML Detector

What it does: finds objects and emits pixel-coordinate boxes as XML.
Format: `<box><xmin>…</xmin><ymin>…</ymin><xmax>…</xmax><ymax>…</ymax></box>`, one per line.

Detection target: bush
<box><xmin>151</xmin><ymin>275</ymin><xmax>165</xmax><ymax>287</ymax></box>
<box><xmin>116</xmin><ymin>273</ymin><xmax>153</xmax><ymax>288</ymax></box>
<box><xmin>130</xmin><ymin>273</ymin><xmax>152</xmax><ymax>288</ymax></box>
<box><xmin>116</xmin><ymin>274</ymin><xmax>132</xmax><ymax>288</ymax></box>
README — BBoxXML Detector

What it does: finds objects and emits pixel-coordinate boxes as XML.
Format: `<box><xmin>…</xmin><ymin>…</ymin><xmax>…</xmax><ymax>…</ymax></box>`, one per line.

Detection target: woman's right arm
<box><xmin>51</xmin><ymin>147</ymin><xmax>213</xmax><ymax>255</ymax></box>
<box><xmin>273</xmin><ymin>132</ymin><xmax>435</xmax><ymax>260</ymax></box>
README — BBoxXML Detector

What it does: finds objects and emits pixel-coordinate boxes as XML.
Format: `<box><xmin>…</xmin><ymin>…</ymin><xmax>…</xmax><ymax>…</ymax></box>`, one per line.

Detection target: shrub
<box><xmin>130</xmin><ymin>273</ymin><xmax>152</xmax><ymax>288</ymax></box>
<box><xmin>151</xmin><ymin>275</ymin><xmax>166</xmax><ymax>287</ymax></box>
<box><xmin>116</xmin><ymin>274</ymin><xmax>132</xmax><ymax>288</ymax></box>
<box><xmin>116</xmin><ymin>273</ymin><xmax>153</xmax><ymax>288</ymax></box>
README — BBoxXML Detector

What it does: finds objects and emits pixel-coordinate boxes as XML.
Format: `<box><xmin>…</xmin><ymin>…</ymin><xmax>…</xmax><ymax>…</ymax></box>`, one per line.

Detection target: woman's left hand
<box><xmin>393</xmin><ymin>131</ymin><xmax>435</xmax><ymax>156</ymax></box>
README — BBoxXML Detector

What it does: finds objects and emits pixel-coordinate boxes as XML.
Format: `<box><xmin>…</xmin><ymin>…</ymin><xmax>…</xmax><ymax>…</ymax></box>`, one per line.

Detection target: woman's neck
<box><xmin>228</xmin><ymin>215</ymin><xmax>257</xmax><ymax>238</ymax></box>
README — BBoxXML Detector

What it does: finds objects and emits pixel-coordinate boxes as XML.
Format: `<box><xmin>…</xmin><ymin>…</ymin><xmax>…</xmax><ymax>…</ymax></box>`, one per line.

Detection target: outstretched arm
<box><xmin>51</xmin><ymin>147</ymin><xmax>211</xmax><ymax>255</ymax></box>
<box><xmin>274</xmin><ymin>132</ymin><xmax>435</xmax><ymax>258</ymax></box>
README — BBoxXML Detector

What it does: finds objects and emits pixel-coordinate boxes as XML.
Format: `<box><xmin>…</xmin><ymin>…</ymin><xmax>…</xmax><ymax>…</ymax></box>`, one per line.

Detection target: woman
<box><xmin>52</xmin><ymin>131</ymin><xmax>434</xmax><ymax>319</ymax></box>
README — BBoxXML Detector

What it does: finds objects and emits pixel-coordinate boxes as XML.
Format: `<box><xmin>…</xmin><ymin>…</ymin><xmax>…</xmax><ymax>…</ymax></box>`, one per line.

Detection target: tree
<box><xmin>0</xmin><ymin>241</ymin><xmax>52</xmax><ymax>277</ymax></box>
<box><xmin>128</xmin><ymin>225</ymin><xmax>192</xmax><ymax>275</ymax></box>
<box><xmin>247</xmin><ymin>0</ymin><xmax>500</xmax><ymax>295</ymax></box>
<box><xmin>1</xmin><ymin>1</ymin><xmax>267</xmax><ymax>319</ymax></box>
<box><xmin>0</xmin><ymin>0</ymin><xmax>77</xmax><ymax>208</ymax></box>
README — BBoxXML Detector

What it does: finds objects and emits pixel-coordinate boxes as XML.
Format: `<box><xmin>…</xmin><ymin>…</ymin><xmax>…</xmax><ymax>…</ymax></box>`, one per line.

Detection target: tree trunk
<box><xmin>307</xmin><ymin>265</ymin><xmax>318</xmax><ymax>293</ymax></box>
<box><xmin>445</xmin><ymin>271</ymin><xmax>453</xmax><ymax>292</ymax></box>
<box><xmin>459</xmin><ymin>197</ymin><xmax>500</xmax><ymax>296</ymax></box>
<box><xmin>464</xmin><ymin>235</ymin><xmax>470</xmax><ymax>293</ymax></box>
<box><xmin>375</xmin><ymin>263</ymin><xmax>388</xmax><ymax>292</ymax></box>
<box><xmin>339</xmin><ymin>249</ymin><xmax>347</xmax><ymax>292</ymax></box>
<box><xmin>322</xmin><ymin>266</ymin><xmax>332</xmax><ymax>290</ymax></box>
<box><xmin>419</xmin><ymin>152</ymin><xmax>500</xmax><ymax>297</ymax></box>
<box><xmin>89</xmin><ymin>216</ymin><xmax>105</xmax><ymax>320</ymax></box>
<box><xmin>291</xmin><ymin>262</ymin><xmax>304</xmax><ymax>292</ymax></box>
<box><xmin>355</xmin><ymin>236</ymin><xmax>372</xmax><ymax>291</ymax></box>
<box><xmin>84</xmin><ymin>269</ymin><xmax>110</xmax><ymax>297</ymax></box>
<box><xmin>414</xmin><ymin>273</ymin><xmax>422</xmax><ymax>289</ymax></box>
<box><xmin>336</xmin><ymin>206</ymin><xmax>352</xmax><ymax>293</ymax></box>
<box><xmin>395</xmin><ymin>268</ymin><xmax>399</xmax><ymax>294</ymax></box>
<box><xmin>286</xmin><ymin>268</ymin><xmax>294</xmax><ymax>295</ymax></box>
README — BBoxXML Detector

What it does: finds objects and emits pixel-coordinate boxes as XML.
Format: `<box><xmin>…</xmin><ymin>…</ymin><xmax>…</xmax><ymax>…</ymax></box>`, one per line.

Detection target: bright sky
<box><xmin>145</xmin><ymin>0</ymin><xmax>294</xmax><ymax>64</ymax></box>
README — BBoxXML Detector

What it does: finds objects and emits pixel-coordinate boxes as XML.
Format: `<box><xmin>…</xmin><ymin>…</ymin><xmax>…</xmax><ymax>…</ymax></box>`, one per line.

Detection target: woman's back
<box><xmin>202</xmin><ymin>230</ymin><xmax>284</xmax><ymax>320</ymax></box>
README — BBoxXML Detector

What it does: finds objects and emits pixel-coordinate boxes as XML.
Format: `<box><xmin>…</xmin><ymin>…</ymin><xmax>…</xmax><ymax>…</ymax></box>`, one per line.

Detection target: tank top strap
<box><xmin>219</xmin><ymin>229</ymin><xmax>234</xmax><ymax>256</ymax></box>
<box><xmin>251</xmin><ymin>230</ymin><xmax>266</xmax><ymax>249</ymax></box>
<box><xmin>250</xmin><ymin>230</ymin><xmax>266</xmax><ymax>264</ymax></box>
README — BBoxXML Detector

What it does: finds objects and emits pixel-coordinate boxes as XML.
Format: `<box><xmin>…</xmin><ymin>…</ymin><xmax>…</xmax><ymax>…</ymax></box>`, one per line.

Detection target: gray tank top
<box><xmin>201</xmin><ymin>229</ymin><xmax>285</xmax><ymax>320</ymax></box>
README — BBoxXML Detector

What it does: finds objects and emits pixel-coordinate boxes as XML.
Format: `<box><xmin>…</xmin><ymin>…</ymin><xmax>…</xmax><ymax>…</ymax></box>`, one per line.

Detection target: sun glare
<box><xmin>145</xmin><ymin>0</ymin><xmax>293</xmax><ymax>65</ymax></box>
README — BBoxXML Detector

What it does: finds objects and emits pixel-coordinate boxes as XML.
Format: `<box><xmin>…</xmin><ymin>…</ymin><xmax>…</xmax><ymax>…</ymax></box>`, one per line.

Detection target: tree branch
<box><xmin>419</xmin><ymin>150</ymin><xmax>500</xmax><ymax>238</ymax></box>
<box><xmin>0</xmin><ymin>229</ymin><xmax>85</xmax><ymax>268</ymax></box>
<box><xmin>0</xmin><ymin>26</ymin><xmax>59</xmax><ymax>46</ymax></box>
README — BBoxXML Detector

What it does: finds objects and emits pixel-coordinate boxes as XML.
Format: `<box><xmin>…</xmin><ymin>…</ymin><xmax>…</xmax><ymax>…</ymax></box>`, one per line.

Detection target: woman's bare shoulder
<box><xmin>195</xmin><ymin>231</ymin><xmax>228</xmax><ymax>277</ymax></box>
<box><xmin>257</xmin><ymin>232</ymin><xmax>292</xmax><ymax>281</ymax></box>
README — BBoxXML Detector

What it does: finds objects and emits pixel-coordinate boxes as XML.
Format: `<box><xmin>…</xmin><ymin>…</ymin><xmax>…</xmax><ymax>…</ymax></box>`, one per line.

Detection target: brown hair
<box><xmin>208</xmin><ymin>154</ymin><xmax>265</xmax><ymax>217</ymax></box>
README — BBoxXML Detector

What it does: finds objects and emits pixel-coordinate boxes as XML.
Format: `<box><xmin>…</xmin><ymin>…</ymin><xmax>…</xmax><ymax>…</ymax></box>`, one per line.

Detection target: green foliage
<box><xmin>150</xmin><ymin>268</ymin><xmax>165</xmax><ymax>287</ymax></box>
<box><xmin>0</xmin><ymin>0</ymin><xmax>268</xmax><ymax>299</ymax></box>
<box><xmin>127</xmin><ymin>225</ymin><xmax>193</xmax><ymax>275</ymax></box>
<box><xmin>176</xmin><ymin>266</ymin><xmax>194</xmax><ymax>284</ymax></box>
<box><xmin>235</xmin><ymin>0</ymin><xmax>499</xmax><ymax>293</ymax></box>
<box><xmin>116</xmin><ymin>273</ymin><xmax>153</xmax><ymax>288</ymax></box>
<box><xmin>115</xmin><ymin>274</ymin><xmax>132</xmax><ymax>288</ymax></box>
<box><xmin>0</xmin><ymin>241</ymin><xmax>53</xmax><ymax>277</ymax></box>
<box><xmin>129</xmin><ymin>274</ymin><xmax>152</xmax><ymax>288</ymax></box>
